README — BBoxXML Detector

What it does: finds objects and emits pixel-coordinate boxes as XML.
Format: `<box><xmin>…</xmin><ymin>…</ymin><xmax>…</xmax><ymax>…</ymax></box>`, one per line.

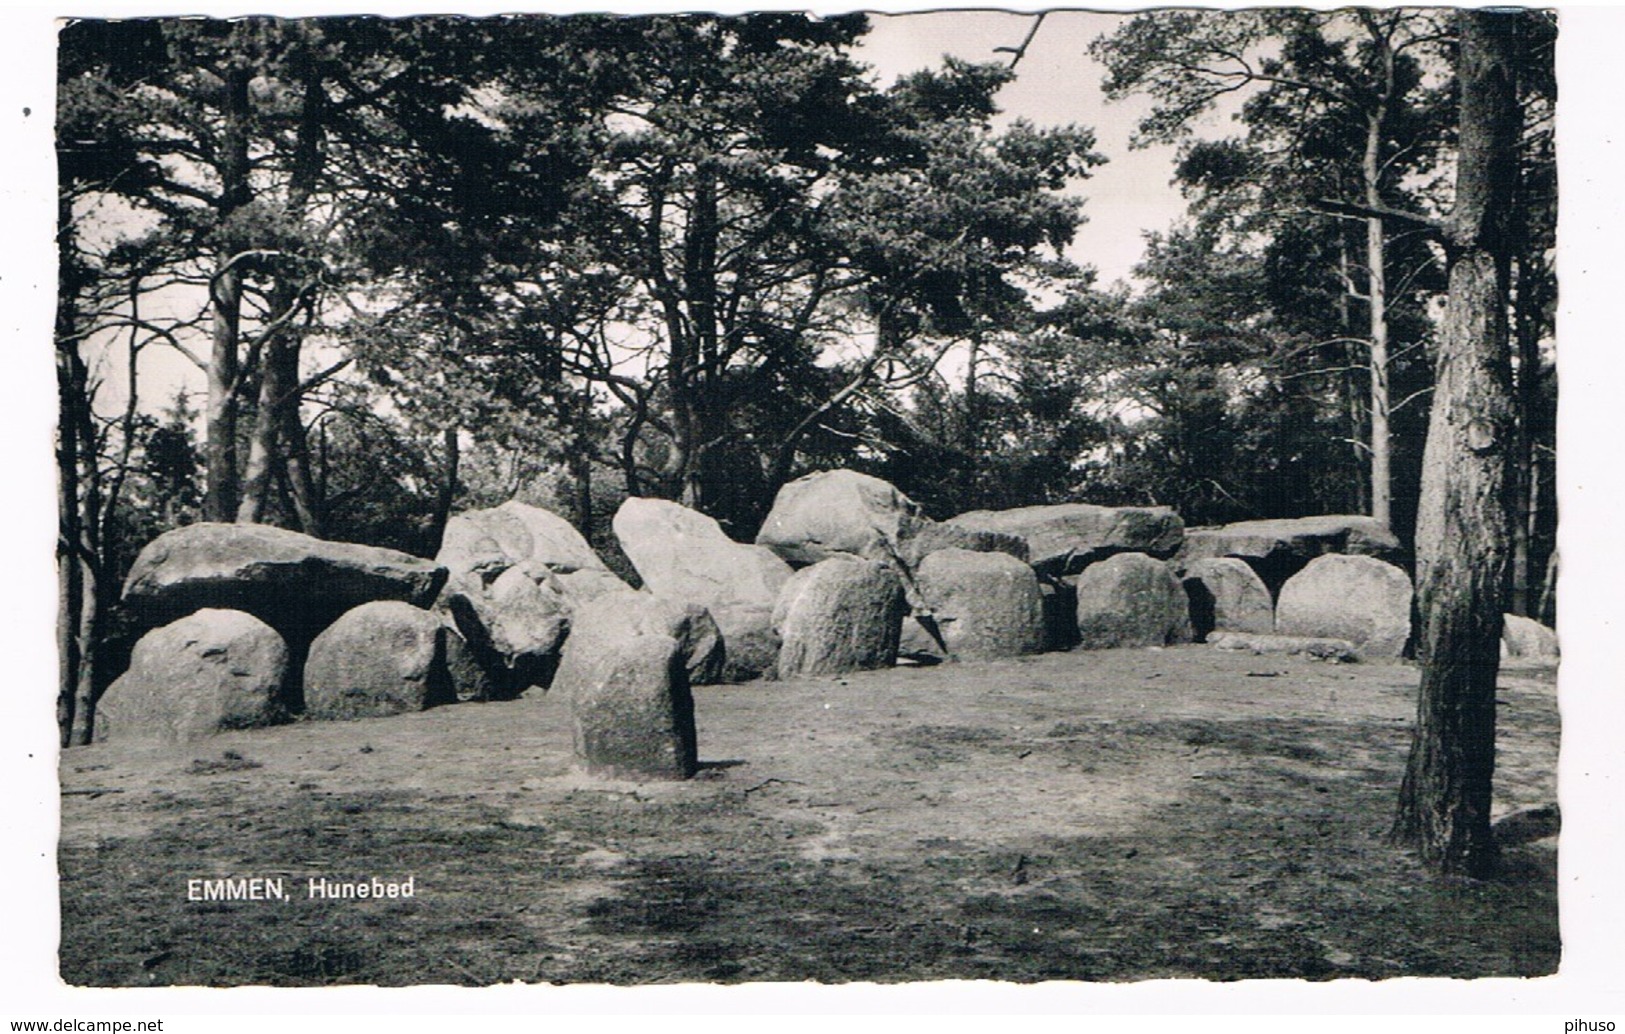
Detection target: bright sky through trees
<box><xmin>859</xmin><ymin>10</ymin><xmax>1233</xmax><ymax>289</ymax></box>
<box><xmin>66</xmin><ymin>9</ymin><xmax>1221</xmax><ymax>425</ymax></box>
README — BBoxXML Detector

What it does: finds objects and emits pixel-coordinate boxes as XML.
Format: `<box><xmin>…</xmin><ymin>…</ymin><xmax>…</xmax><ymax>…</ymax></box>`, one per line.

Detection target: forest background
<box><xmin>48</xmin><ymin>7</ymin><xmax>1559</xmax><ymax>741</ymax></box>
<box><xmin>6</xmin><ymin>0</ymin><xmax>1625</xmax><ymax>1018</ymax></box>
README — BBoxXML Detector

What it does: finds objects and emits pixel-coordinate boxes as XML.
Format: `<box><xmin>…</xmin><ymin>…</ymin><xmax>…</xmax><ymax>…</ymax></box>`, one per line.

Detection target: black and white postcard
<box><xmin>8</xmin><ymin>1</ymin><xmax>1624</xmax><ymax>1022</ymax></box>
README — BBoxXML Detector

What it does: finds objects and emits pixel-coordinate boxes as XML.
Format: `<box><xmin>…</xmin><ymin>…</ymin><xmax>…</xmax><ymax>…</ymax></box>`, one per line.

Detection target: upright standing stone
<box><xmin>1074</xmin><ymin>552</ymin><xmax>1193</xmax><ymax>649</ymax></box>
<box><xmin>95</xmin><ymin>609</ymin><xmax>288</xmax><ymax>744</ymax></box>
<box><xmin>554</xmin><ymin>594</ymin><xmax>707</xmax><ymax>779</ymax></box>
<box><xmin>1180</xmin><ymin>557</ymin><xmax>1275</xmax><ymax>641</ymax></box>
<box><xmin>303</xmin><ymin>601</ymin><xmax>455</xmax><ymax>720</ymax></box>
<box><xmin>772</xmin><ymin>557</ymin><xmax>906</xmax><ymax>678</ymax></box>
<box><xmin>1274</xmin><ymin>554</ymin><xmax>1413</xmax><ymax>659</ymax></box>
<box><xmin>914</xmin><ymin>548</ymin><xmax>1045</xmax><ymax>660</ymax></box>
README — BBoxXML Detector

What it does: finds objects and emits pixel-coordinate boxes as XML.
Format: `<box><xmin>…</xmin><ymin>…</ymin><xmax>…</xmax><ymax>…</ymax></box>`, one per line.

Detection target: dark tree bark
<box><xmin>55</xmin><ymin>250</ymin><xmax>87</xmax><ymax>748</ymax></box>
<box><xmin>203</xmin><ymin>56</ymin><xmax>252</xmax><ymax>522</ymax></box>
<box><xmin>58</xmin><ymin>303</ymin><xmax>103</xmax><ymax>747</ymax></box>
<box><xmin>55</xmin><ymin>192</ymin><xmax>108</xmax><ymax>747</ymax></box>
<box><xmin>237</xmin><ymin>289</ymin><xmax>297</xmax><ymax>526</ymax></box>
<box><xmin>566</xmin><ymin>392</ymin><xmax>595</xmax><ymax>540</ymax></box>
<box><xmin>1392</xmin><ymin>9</ymin><xmax>1522</xmax><ymax>877</ymax></box>
<box><xmin>431</xmin><ymin>425</ymin><xmax>460</xmax><ymax>555</ymax></box>
<box><xmin>677</xmin><ymin>163</ymin><xmax>721</xmax><ymax>513</ymax></box>
<box><xmin>239</xmin><ymin>49</ymin><xmax>326</xmax><ymax>532</ymax></box>
<box><xmin>1509</xmin><ymin>251</ymin><xmax>1552</xmax><ymax>616</ymax></box>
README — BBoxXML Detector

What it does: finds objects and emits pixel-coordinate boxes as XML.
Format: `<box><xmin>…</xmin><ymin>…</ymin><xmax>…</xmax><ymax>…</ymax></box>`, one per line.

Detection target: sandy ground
<box><xmin>58</xmin><ymin>645</ymin><xmax>1559</xmax><ymax>986</ymax></box>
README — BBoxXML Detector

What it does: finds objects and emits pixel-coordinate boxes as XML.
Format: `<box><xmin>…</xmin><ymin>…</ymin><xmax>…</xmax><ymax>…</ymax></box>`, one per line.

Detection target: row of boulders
<box><xmin>103</xmin><ymin>525</ymin><xmax>457</xmax><ymax>744</ymax></box>
<box><xmin>95</xmin><ymin>467</ymin><xmax>1555</xmax><ymax>781</ymax></box>
<box><xmin>1176</xmin><ymin>515</ymin><xmax>1405</xmax><ymax>596</ymax></box>
<box><xmin>1177</xmin><ymin>551</ymin><xmax>1415</xmax><ymax>658</ymax></box>
<box><xmin>100</xmin><ymin>505</ymin><xmax>620</xmax><ymax>745</ymax></box>
<box><xmin>1018</xmin><ymin>548</ymin><xmax>1412</xmax><ymax>659</ymax></box>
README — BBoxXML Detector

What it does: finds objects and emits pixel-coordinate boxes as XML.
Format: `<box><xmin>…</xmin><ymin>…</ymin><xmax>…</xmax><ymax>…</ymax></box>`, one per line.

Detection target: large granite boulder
<box><xmin>708</xmin><ymin>602</ymin><xmax>781</xmax><ymax>683</ymax></box>
<box><xmin>446</xmin><ymin>565</ymin><xmax>572</xmax><ymax>695</ymax></box>
<box><xmin>1274</xmin><ymin>554</ymin><xmax>1413</xmax><ymax>660</ymax></box>
<box><xmin>772</xmin><ymin>557</ymin><xmax>906</xmax><ymax>678</ymax></box>
<box><xmin>756</xmin><ymin>469</ymin><xmax>922</xmax><ymax>566</ymax></box>
<box><xmin>914</xmin><ymin>548</ymin><xmax>1045</xmax><ymax>661</ymax></box>
<box><xmin>610</xmin><ymin>498</ymin><xmax>789</xmax><ymax>683</ymax></box>
<box><xmin>756</xmin><ymin>469</ymin><xmax>1026</xmax><ymax>570</ymax></box>
<box><xmin>946</xmin><ymin>503</ymin><xmax>1183</xmax><ymax>576</ymax></box>
<box><xmin>436</xmin><ymin>502</ymin><xmax>630</xmax><ymax>695</ymax></box>
<box><xmin>1074</xmin><ymin>552</ymin><xmax>1193</xmax><ymax>650</ymax></box>
<box><xmin>614</xmin><ymin>497</ymin><xmax>792</xmax><ymax>611</ymax></box>
<box><xmin>553</xmin><ymin>593</ymin><xmax>708</xmax><ymax>780</ymax></box>
<box><xmin>1180</xmin><ymin>557</ymin><xmax>1275</xmax><ymax>641</ymax></box>
<box><xmin>303</xmin><ymin>601</ymin><xmax>456</xmax><ymax>720</ymax></box>
<box><xmin>1501</xmin><ymin>613</ymin><xmax>1559</xmax><ymax>662</ymax></box>
<box><xmin>95</xmin><ymin>609</ymin><xmax>288</xmax><ymax>744</ymax></box>
<box><xmin>1177</xmin><ymin>515</ymin><xmax>1405</xmax><ymax>595</ymax></box>
<box><xmin>122</xmin><ymin>523</ymin><xmax>446</xmax><ymax>651</ymax></box>
<box><xmin>436</xmin><ymin>500</ymin><xmax>625</xmax><ymax>606</ymax></box>
<box><xmin>896</xmin><ymin>521</ymin><xmax>1029</xmax><ymax>569</ymax></box>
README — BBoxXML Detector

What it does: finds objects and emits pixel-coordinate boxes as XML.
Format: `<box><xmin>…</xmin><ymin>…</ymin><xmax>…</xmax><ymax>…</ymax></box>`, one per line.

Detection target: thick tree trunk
<box><xmin>71</xmin><ymin>299</ymin><xmax>108</xmax><ymax>746</ymax></box>
<box><xmin>646</xmin><ymin>168</ymin><xmax>694</xmax><ymax>503</ymax></box>
<box><xmin>431</xmin><ymin>425</ymin><xmax>460</xmax><ymax>555</ymax></box>
<box><xmin>282</xmin><ymin>403</ymin><xmax>323</xmax><ymax>537</ymax></box>
<box><xmin>240</xmin><ymin>327</ymin><xmax>325</xmax><ymax>534</ymax></box>
<box><xmin>238</xmin><ymin>54</ymin><xmax>326</xmax><ymax>531</ymax></box>
<box><xmin>205</xmin><ymin>263</ymin><xmax>244</xmax><ymax>522</ymax></box>
<box><xmin>69</xmin><ymin>559</ymin><xmax>99</xmax><ymax>747</ymax></box>
<box><xmin>571</xmin><ymin>446</ymin><xmax>593</xmax><ymax>540</ymax></box>
<box><xmin>1339</xmin><ymin>241</ymin><xmax>1371</xmax><ymax>516</ymax></box>
<box><xmin>566</xmin><ymin>398</ymin><xmax>593</xmax><ymax>540</ymax></box>
<box><xmin>678</xmin><ymin>164</ymin><xmax>721</xmax><ymax>514</ymax></box>
<box><xmin>237</xmin><ymin>307</ymin><xmax>294</xmax><ymax>525</ymax></box>
<box><xmin>1392</xmin><ymin>9</ymin><xmax>1521</xmax><ymax>877</ymax></box>
<box><xmin>203</xmin><ymin>59</ymin><xmax>253</xmax><ymax>522</ymax></box>
<box><xmin>55</xmin><ymin>283</ymin><xmax>85</xmax><ymax>747</ymax></box>
<box><xmin>1538</xmin><ymin>549</ymin><xmax>1557</xmax><ymax>627</ymax></box>
<box><xmin>1509</xmin><ymin>251</ymin><xmax>1547</xmax><ymax>615</ymax></box>
<box><xmin>1365</xmin><ymin>212</ymin><xmax>1391</xmax><ymax>529</ymax></box>
<box><xmin>1362</xmin><ymin>108</ymin><xmax>1393</xmax><ymax>531</ymax></box>
<box><xmin>56</xmin><ymin>496</ymin><xmax>80</xmax><ymax>747</ymax></box>
<box><xmin>1349</xmin><ymin>16</ymin><xmax>1400</xmax><ymax>532</ymax></box>
<box><xmin>964</xmin><ymin>328</ymin><xmax>981</xmax><ymax>456</ymax></box>
<box><xmin>619</xmin><ymin>409</ymin><xmax>646</xmax><ymax>499</ymax></box>
<box><xmin>55</xmin><ymin>252</ymin><xmax>109</xmax><ymax>747</ymax></box>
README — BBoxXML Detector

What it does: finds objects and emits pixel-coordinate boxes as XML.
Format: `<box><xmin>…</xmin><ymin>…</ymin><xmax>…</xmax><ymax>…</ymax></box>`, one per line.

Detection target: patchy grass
<box><xmin>186</xmin><ymin>750</ymin><xmax>263</xmax><ymax>776</ymax></box>
<box><xmin>59</xmin><ymin>646</ymin><xmax>1559</xmax><ymax>986</ymax></box>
